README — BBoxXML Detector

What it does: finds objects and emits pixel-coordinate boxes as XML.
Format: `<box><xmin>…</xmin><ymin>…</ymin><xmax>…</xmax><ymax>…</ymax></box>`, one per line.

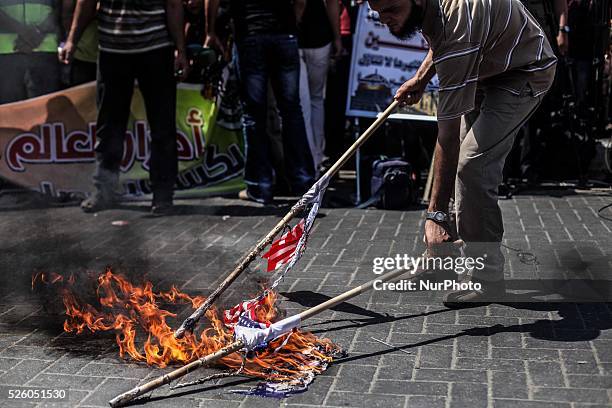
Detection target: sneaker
<box><xmin>151</xmin><ymin>202</ymin><xmax>173</xmax><ymax>215</ymax></box>
<box><xmin>238</xmin><ymin>189</ymin><xmax>273</xmax><ymax>205</ymax></box>
<box><xmin>80</xmin><ymin>191</ymin><xmax>116</xmax><ymax>213</ymax></box>
<box><xmin>442</xmin><ymin>279</ymin><xmax>506</xmax><ymax>309</ymax></box>
<box><xmin>81</xmin><ymin>166</ymin><xmax>119</xmax><ymax>213</ymax></box>
<box><xmin>151</xmin><ymin>190</ymin><xmax>173</xmax><ymax>215</ymax></box>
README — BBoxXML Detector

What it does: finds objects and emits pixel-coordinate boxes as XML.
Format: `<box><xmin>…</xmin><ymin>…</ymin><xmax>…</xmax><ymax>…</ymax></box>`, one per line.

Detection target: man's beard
<box><xmin>390</xmin><ymin>1</ymin><xmax>425</xmax><ymax>40</ymax></box>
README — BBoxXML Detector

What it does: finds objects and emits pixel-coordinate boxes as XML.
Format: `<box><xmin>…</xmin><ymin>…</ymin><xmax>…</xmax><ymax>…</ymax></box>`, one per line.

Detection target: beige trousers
<box><xmin>455</xmin><ymin>84</ymin><xmax>545</xmax><ymax>282</ymax></box>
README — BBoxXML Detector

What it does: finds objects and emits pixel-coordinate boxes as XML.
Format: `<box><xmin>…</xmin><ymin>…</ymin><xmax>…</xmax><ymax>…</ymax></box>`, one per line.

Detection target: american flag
<box><xmin>223</xmin><ymin>299</ymin><xmax>265</xmax><ymax>327</ymax></box>
<box><xmin>224</xmin><ymin>176</ymin><xmax>330</xmax><ymax>330</ymax></box>
<box><xmin>233</xmin><ymin>314</ymin><xmax>272</xmax><ymax>351</ymax></box>
<box><xmin>262</xmin><ymin>220</ymin><xmax>305</xmax><ymax>272</ymax></box>
<box><xmin>233</xmin><ymin>314</ymin><xmax>301</xmax><ymax>351</ymax></box>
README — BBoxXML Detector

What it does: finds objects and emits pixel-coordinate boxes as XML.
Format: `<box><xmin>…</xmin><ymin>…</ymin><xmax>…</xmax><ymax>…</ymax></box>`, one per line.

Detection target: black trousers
<box><xmin>0</xmin><ymin>53</ymin><xmax>61</xmax><ymax>104</ymax></box>
<box><xmin>95</xmin><ymin>47</ymin><xmax>178</xmax><ymax>193</ymax></box>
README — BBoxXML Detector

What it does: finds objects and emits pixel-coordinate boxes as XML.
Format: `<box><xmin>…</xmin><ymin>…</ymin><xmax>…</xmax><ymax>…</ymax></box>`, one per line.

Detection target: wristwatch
<box><xmin>559</xmin><ymin>25</ymin><xmax>570</xmax><ymax>34</ymax></box>
<box><xmin>426</xmin><ymin>211</ymin><xmax>449</xmax><ymax>223</ymax></box>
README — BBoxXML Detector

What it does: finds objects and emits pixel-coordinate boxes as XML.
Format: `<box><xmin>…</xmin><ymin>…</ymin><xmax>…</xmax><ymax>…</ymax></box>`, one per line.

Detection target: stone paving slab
<box><xmin>0</xmin><ymin>192</ymin><xmax>610</xmax><ymax>407</ymax></box>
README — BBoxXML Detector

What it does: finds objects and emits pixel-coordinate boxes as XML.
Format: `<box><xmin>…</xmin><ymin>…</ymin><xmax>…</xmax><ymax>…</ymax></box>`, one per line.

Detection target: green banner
<box><xmin>0</xmin><ymin>81</ymin><xmax>245</xmax><ymax>198</ymax></box>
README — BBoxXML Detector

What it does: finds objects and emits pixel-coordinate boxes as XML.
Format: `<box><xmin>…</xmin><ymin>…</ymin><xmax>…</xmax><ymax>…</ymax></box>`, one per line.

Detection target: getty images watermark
<box><xmin>372</xmin><ymin>254</ymin><xmax>486</xmax><ymax>291</ymax></box>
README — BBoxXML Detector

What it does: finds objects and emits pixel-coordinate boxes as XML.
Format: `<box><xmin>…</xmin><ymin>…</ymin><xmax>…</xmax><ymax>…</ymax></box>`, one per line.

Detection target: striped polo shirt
<box><xmin>421</xmin><ymin>0</ymin><xmax>557</xmax><ymax>120</ymax></box>
<box><xmin>98</xmin><ymin>0</ymin><xmax>173</xmax><ymax>54</ymax></box>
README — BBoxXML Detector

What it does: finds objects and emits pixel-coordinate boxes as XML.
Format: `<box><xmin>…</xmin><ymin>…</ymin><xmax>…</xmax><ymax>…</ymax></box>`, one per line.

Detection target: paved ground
<box><xmin>0</xmin><ymin>189</ymin><xmax>611</xmax><ymax>408</ymax></box>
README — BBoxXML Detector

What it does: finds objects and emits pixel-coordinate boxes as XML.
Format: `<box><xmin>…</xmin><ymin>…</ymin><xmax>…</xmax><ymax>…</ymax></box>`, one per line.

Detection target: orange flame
<box><xmin>32</xmin><ymin>272</ymin><xmax>67</xmax><ymax>289</ymax></box>
<box><xmin>33</xmin><ymin>268</ymin><xmax>340</xmax><ymax>381</ymax></box>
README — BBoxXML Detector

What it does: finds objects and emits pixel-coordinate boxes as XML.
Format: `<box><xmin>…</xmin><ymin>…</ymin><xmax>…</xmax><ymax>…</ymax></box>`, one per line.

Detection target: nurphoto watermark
<box><xmin>368</xmin><ymin>242</ymin><xmax>612</xmax><ymax>302</ymax></box>
<box><xmin>371</xmin><ymin>253</ymin><xmax>486</xmax><ymax>292</ymax></box>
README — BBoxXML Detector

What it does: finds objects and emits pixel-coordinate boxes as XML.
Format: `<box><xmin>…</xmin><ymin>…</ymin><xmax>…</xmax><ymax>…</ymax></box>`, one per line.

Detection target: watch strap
<box><xmin>426</xmin><ymin>211</ymin><xmax>449</xmax><ymax>223</ymax></box>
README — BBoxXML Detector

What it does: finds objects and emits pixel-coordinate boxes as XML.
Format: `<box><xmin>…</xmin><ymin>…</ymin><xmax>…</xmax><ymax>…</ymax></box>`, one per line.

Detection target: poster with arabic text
<box><xmin>0</xmin><ymin>81</ymin><xmax>245</xmax><ymax>198</ymax></box>
<box><xmin>346</xmin><ymin>4</ymin><xmax>439</xmax><ymax>120</ymax></box>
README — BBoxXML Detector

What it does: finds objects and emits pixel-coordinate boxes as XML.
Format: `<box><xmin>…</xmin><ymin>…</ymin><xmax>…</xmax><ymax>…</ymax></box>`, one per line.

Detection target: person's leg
<box><xmin>236</xmin><ymin>36</ymin><xmax>274</xmax><ymax>203</ymax></box>
<box><xmin>298</xmin><ymin>48</ymin><xmax>315</xmax><ymax>170</ymax></box>
<box><xmin>136</xmin><ymin>47</ymin><xmax>178</xmax><ymax>212</ymax></box>
<box><xmin>71</xmin><ymin>59</ymin><xmax>98</xmax><ymax>86</ymax></box>
<box><xmin>574</xmin><ymin>59</ymin><xmax>591</xmax><ymax>107</ymax></box>
<box><xmin>82</xmin><ymin>51</ymin><xmax>135</xmax><ymax>212</ymax></box>
<box><xmin>269</xmin><ymin>34</ymin><xmax>315</xmax><ymax>195</ymax></box>
<box><xmin>449</xmin><ymin>85</ymin><xmax>545</xmax><ymax>306</ymax></box>
<box><xmin>449</xmin><ymin>90</ymin><xmax>484</xmax><ymax>237</ymax></box>
<box><xmin>324</xmin><ymin>35</ymin><xmax>351</xmax><ymax>162</ymax></box>
<box><xmin>24</xmin><ymin>52</ymin><xmax>62</xmax><ymax>98</ymax></box>
<box><xmin>305</xmin><ymin>43</ymin><xmax>331</xmax><ymax>170</ymax></box>
<box><xmin>0</xmin><ymin>54</ymin><xmax>27</xmax><ymax>104</ymax></box>
<box><xmin>519</xmin><ymin>62</ymin><xmax>564</xmax><ymax>182</ymax></box>
<box><xmin>266</xmin><ymin>81</ymin><xmax>291</xmax><ymax>195</ymax></box>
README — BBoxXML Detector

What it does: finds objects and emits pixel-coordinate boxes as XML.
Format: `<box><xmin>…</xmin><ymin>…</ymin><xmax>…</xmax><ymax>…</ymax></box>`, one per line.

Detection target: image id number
<box><xmin>4</xmin><ymin>387</ymin><xmax>68</xmax><ymax>400</ymax></box>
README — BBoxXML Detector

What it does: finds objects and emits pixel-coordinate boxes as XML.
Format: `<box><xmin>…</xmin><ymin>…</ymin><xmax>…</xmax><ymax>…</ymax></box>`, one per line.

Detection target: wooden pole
<box><xmin>108</xmin><ymin>341</ymin><xmax>244</xmax><ymax>408</ymax></box>
<box><xmin>110</xmin><ymin>257</ymin><xmax>415</xmax><ymax>407</ymax></box>
<box><xmin>174</xmin><ymin>101</ymin><xmax>399</xmax><ymax>339</ymax></box>
<box><xmin>423</xmin><ymin>149</ymin><xmax>436</xmax><ymax>204</ymax></box>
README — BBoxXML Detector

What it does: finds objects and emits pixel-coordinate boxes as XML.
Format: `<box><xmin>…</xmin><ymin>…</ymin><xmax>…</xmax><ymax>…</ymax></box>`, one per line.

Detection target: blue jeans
<box><xmin>236</xmin><ymin>34</ymin><xmax>315</xmax><ymax>201</ymax></box>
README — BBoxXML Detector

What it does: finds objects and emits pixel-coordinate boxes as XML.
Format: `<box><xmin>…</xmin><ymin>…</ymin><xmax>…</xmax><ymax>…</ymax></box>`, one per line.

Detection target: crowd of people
<box><xmin>0</xmin><ymin>0</ymin><xmax>609</xmax><ymax>214</ymax></box>
<box><xmin>0</xmin><ymin>0</ymin><xmax>361</xmax><ymax>212</ymax></box>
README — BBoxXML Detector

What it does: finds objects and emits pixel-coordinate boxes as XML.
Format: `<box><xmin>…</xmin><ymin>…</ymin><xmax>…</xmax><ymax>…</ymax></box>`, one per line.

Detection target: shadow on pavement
<box><xmin>334</xmin><ymin>302</ymin><xmax>612</xmax><ymax>365</ymax></box>
<box><xmin>303</xmin><ymin>309</ymin><xmax>449</xmax><ymax>335</ymax></box>
<box><xmin>125</xmin><ymin>377</ymin><xmax>258</xmax><ymax>407</ymax></box>
<box><xmin>280</xmin><ymin>290</ymin><xmax>389</xmax><ymax>319</ymax></box>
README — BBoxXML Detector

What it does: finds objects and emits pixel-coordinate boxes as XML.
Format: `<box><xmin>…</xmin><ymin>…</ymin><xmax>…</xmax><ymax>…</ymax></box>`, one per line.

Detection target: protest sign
<box><xmin>346</xmin><ymin>4</ymin><xmax>439</xmax><ymax>120</ymax></box>
<box><xmin>0</xmin><ymin>81</ymin><xmax>245</xmax><ymax>198</ymax></box>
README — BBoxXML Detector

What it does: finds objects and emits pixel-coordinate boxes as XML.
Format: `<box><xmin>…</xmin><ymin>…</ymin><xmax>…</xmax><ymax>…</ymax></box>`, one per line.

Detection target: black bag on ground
<box><xmin>360</xmin><ymin>157</ymin><xmax>416</xmax><ymax>210</ymax></box>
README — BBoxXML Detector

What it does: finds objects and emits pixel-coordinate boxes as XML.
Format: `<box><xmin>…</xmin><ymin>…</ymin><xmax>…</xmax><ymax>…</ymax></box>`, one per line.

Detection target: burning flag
<box><xmin>212</xmin><ymin>178</ymin><xmax>337</xmax><ymax>396</ymax></box>
<box><xmin>223</xmin><ymin>298</ymin><xmax>266</xmax><ymax>327</ymax></box>
<box><xmin>32</xmin><ymin>268</ymin><xmax>342</xmax><ymax>392</ymax></box>
<box><xmin>221</xmin><ymin>177</ymin><xmax>329</xmax><ymax>333</ymax></box>
<box><xmin>32</xmin><ymin>177</ymin><xmax>341</xmax><ymax>400</ymax></box>
<box><xmin>226</xmin><ymin>312</ymin><xmax>342</xmax><ymax>398</ymax></box>
<box><xmin>233</xmin><ymin>314</ymin><xmax>301</xmax><ymax>351</ymax></box>
<box><xmin>173</xmin><ymin>175</ymin><xmax>330</xmax><ymax>341</ymax></box>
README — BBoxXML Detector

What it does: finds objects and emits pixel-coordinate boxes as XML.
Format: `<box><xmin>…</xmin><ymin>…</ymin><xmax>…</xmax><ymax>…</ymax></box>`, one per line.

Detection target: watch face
<box><xmin>435</xmin><ymin>213</ymin><xmax>445</xmax><ymax>222</ymax></box>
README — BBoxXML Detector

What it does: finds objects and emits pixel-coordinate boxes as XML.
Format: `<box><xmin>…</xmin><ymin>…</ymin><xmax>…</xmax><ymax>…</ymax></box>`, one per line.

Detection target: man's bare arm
<box><xmin>61</xmin><ymin>0</ymin><xmax>75</xmax><ymax>34</ymax></box>
<box><xmin>58</xmin><ymin>0</ymin><xmax>96</xmax><ymax>63</ymax></box>
<box><xmin>395</xmin><ymin>49</ymin><xmax>436</xmax><ymax>105</ymax></box>
<box><xmin>552</xmin><ymin>0</ymin><xmax>568</xmax><ymax>22</ymax></box>
<box><xmin>415</xmin><ymin>49</ymin><xmax>436</xmax><ymax>85</ymax></box>
<box><xmin>65</xmin><ymin>0</ymin><xmax>96</xmax><ymax>45</ymax></box>
<box><xmin>166</xmin><ymin>0</ymin><xmax>186</xmax><ymax>53</ymax></box>
<box><xmin>204</xmin><ymin>0</ymin><xmax>223</xmax><ymax>51</ymax></box>
<box><xmin>553</xmin><ymin>0</ymin><xmax>569</xmax><ymax>55</ymax></box>
<box><xmin>167</xmin><ymin>0</ymin><xmax>188</xmax><ymax>80</ymax></box>
<box><xmin>423</xmin><ymin>117</ymin><xmax>461</xmax><ymax>249</ymax></box>
<box><xmin>204</xmin><ymin>0</ymin><xmax>219</xmax><ymax>36</ymax></box>
<box><xmin>184</xmin><ymin>20</ymin><xmax>191</xmax><ymax>39</ymax></box>
<box><xmin>294</xmin><ymin>0</ymin><xmax>306</xmax><ymax>26</ymax></box>
<box><xmin>325</xmin><ymin>0</ymin><xmax>342</xmax><ymax>57</ymax></box>
<box><xmin>429</xmin><ymin>117</ymin><xmax>461</xmax><ymax>214</ymax></box>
